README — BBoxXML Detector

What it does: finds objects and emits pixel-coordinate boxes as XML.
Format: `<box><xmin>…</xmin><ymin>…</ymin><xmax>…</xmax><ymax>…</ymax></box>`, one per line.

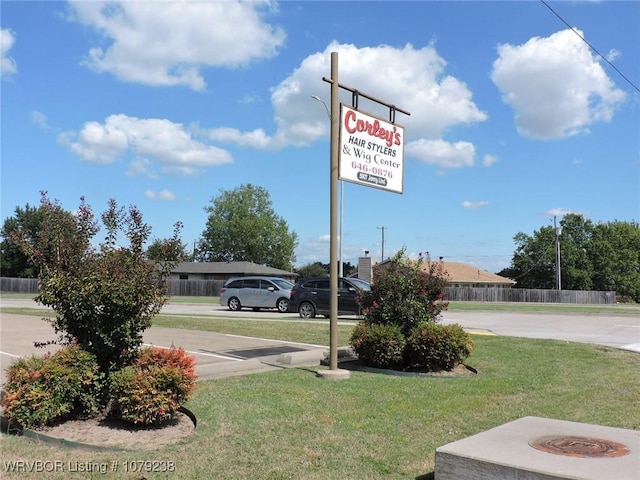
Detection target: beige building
<box><xmin>436</xmin><ymin>261</ymin><xmax>515</xmax><ymax>288</ymax></box>
<box><xmin>359</xmin><ymin>257</ymin><xmax>515</xmax><ymax>288</ymax></box>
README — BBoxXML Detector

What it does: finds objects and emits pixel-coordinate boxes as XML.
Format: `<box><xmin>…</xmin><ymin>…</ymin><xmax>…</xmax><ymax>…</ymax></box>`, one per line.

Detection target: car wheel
<box><xmin>298</xmin><ymin>302</ymin><xmax>316</xmax><ymax>318</ymax></box>
<box><xmin>228</xmin><ymin>297</ymin><xmax>241</xmax><ymax>311</ymax></box>
<box><xmin>277</xmin><ymin>298</ymin><xmax>289</xmax><ymax>313</ymax></box>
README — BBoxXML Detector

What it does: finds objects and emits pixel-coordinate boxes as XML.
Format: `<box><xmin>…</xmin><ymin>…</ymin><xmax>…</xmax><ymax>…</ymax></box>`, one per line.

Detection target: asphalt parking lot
<box><xmin>1</xmin><ymin>299</ymin><xmax>638</xmax><ymax>388</ymax></box>
<box><xmin>0</xmin><ymin>305</ymin><xmax>334</xmax><ymax>386</ymax></box>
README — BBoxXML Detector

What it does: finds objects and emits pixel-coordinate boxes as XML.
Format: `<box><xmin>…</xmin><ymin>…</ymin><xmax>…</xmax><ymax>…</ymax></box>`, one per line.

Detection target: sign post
<box><xmin>317</xmin><ymin>52</ymin><xmax>409</xmax><ymax>380</ymax></box>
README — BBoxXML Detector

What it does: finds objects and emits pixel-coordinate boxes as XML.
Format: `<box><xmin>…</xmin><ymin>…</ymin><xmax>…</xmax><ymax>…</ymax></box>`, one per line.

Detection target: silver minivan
<box><xmin>219</xmin><ymin>276</ymin><xmax>294</xmax><ymax>312</ymax></box>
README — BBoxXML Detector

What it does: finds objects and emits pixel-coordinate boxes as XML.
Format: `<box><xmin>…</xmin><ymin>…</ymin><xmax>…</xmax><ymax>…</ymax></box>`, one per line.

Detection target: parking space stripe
<box><xmin>142</xmin><ymin>343</ymin><xmax>244</xmax><ymax>361</ymax></box>
<box><xmin>0</xmin><ymin>351</ymin><xmax>21</xmax><ymax>358</ymax></box>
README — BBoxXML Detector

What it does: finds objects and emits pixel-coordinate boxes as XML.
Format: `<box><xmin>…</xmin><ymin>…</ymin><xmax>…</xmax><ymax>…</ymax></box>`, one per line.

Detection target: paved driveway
<box><xmin>440</xmin><ymin>310</ymin><xmax>640</xmax><ymax>353</ymax></box>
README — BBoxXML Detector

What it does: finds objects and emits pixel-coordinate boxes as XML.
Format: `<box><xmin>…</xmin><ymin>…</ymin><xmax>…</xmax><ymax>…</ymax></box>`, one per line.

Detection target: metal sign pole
<box><xmin>318</xmin><ymin>51</ymin><xmax>349</xmax><ymax>380</ymax></box>
<box><xmin>329</xmin><ymin>51</ymin><xmax>340</xmax><ymax>371</ymax></box>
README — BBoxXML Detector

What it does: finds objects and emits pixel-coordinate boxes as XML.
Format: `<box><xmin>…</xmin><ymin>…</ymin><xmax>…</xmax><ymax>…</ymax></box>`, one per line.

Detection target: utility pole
<box><xmin>377</xmin><ymin>226</ymin><xmax>386</xmax><ymax>262</ymax></box>
<box><xmin>554</xmin><ymin>216</ymin><xmax>562</xmax><ymax>291</ymax></box>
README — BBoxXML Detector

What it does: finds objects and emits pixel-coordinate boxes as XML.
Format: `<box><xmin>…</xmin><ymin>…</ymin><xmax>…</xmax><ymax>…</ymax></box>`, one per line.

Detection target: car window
<box><xmin>259</xmin><ymin>280</ymin><xmax>275</xmax><ymax>290</ymax></box>
<box><xmin>226</xmin><ymin>280</ymin><xmax>243</xmax><ymax>288</ymax></box>
<box><xmin>315</xmin><ymin>279</ymin><xmax>330</xmax><ymax>290</ymax></box>
<box><xmin>347</xmin><ymin>278</ymin><xmax>371</xmax><ymax>291</ymax></box>
<box><xmin>301</xmin><ymin>280</ymin><xmax>316</xmax><ymax>289</ymax></box>
<box><xmin>273</xmin><ymin>279</ymin><xmax>294</xmax><ymax>289</ymax></box>
<box><xmin>243</xmin><ymin>279</ymin><xmax>259</xmax><ymax>289</ymax></box>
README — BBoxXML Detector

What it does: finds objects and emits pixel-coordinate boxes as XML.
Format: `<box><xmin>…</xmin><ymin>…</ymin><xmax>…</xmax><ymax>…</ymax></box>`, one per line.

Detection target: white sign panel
<box><xmin>339</xmin><ymin>104</ymin><xmax>405</xmax><ymax>194</ymax></box>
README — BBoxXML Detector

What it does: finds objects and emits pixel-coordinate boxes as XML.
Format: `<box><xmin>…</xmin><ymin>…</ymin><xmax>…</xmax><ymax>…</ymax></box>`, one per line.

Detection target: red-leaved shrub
<box><xmin>109</xmin><ymin>346</ymin><xmax>197</xmax><ymax>426</ymax></box>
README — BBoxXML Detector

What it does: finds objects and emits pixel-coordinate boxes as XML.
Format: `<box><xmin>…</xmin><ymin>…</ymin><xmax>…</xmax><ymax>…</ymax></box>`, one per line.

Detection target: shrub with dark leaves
<box><xmin>404</xmin><ymin>323</ymin><xmax>475</xmax><ymax>372</ymax></box>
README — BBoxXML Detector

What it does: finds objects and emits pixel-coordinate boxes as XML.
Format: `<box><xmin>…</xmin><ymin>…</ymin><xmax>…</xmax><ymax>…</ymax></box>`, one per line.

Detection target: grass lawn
<box><xmin>1</xmin><ymin>331</ymin><xmax>639</xmax><ymax>479</ymax></box>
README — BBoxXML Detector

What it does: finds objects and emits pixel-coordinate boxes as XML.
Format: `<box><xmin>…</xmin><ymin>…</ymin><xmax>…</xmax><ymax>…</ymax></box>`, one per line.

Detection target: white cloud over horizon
<box><xmin>145</xmin><ymin>189</ymin><xmax>177</xmax><ymax>201</ymax></box>
<box><xmin>461</xmin><ymin>200</ymin><xmax>489</xmax><ymax>210</ymax></box>
<box><xmin>545</xmin><ymin>207</ymin><xmax>583</xmax><ymax>217</ymax></box>
<box><xmin>59</xmin><ymin>114</ymin><xmax>233</xmax><ymax>175</ymax></box>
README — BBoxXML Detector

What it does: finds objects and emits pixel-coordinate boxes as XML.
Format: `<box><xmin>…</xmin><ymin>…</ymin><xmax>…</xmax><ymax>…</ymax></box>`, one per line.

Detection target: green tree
<box><xmin>198</xmin><ymin>184</ymin><xmax>298</xmax><ymax>271</ymax></box>
<box><xmin>558</xmin><ymin>215</ymin><xmax>594</xmax><ymax>291</ymax></box>
<box><xmin>296</xmin><ymin>261</ymin><xmax>327</xmax><ymax>278</ymax></box>
<box><xmin>588</xmin><ymin>220</ymin><xmax>640</xmax><ymax>301</ymax></box>
<box><xmin>1</xmin><ymin>202</ymin><xmax>59</xmax><ymax>278</ymax></box>
<box><xmin>500</xmin><ymin>215</ymin><xmax>640</xmax><ymax>301</ymax></box>
<box><xmin>11</xmin><ymin>193</ymin><xmax>182</xmax><ymax>375</ymax></box>
<box><xmin>146</xmin><ymin>227</ymin><xmax>189</xmax><ymax>263</ymax></box>
<box><xmin>499</xmin><ymin>228</ymin><xmax>556</xmax><ymax>289</ymax></box>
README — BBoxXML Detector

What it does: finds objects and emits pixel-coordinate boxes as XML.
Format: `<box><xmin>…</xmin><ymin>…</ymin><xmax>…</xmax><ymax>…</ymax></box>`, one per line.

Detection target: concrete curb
<box><xmin>196</xmin><ymin>358</ymin><xmax>276</xmax><ymax>380</ymax></box>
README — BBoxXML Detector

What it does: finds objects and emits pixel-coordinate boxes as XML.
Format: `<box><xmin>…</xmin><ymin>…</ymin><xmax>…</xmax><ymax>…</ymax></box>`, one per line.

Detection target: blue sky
<box><xmin>2</xmin><ymin>1</ymin><xmax>639</xmax><ymax>273</ymax></box>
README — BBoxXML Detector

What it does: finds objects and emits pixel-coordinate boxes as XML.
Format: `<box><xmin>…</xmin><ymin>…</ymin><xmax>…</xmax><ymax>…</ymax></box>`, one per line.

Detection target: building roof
<box><xmin>374</xmin><ymin>258</ymin><xmax>515</xmax><ymax>286</ymax></box>
<box><xmin>172</xmin><ymin>261</ymin><xmax>296</xmax><ymax>277</ymax></box>
<box><xmin>434</xmin><ymin>261</ymin><xmax>515</xmax><ymax>285</ymax></box>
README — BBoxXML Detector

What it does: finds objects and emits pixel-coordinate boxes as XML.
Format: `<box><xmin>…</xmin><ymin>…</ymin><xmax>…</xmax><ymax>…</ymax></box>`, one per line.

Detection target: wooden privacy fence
<box><xmin>166</xmin><ymin>279</ymin><xmax>224</xmax><ymax>297</ymax></box>
<box><xmin>1</xmin><ymin>277</ymin><xmax>39</xmax><ymax>294</ymax></box>
<box><xmin>0</xmin><ymin>277</ymin><xmax>225</xmax><ymax>298</ymax></box>
<box><xmin>1</xmin><ymin>278</ymin><xmax>616</xmax><ymax>304</ymax></box>
<box><xmin>445</xmin><ymin>287</ymin><xmax>616</xmax><ymax>304</ymax></box>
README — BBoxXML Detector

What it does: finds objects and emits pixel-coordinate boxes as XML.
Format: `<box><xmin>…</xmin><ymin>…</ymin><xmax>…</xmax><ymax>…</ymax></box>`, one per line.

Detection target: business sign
<box><xmin>339</xmin><ymin>104</ymin><xmax>405</xmax><ymax>194</ymax></box>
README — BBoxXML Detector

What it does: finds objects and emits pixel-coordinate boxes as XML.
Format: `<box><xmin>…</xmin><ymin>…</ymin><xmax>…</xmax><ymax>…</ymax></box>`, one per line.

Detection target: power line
<box><xmin>540</xmin><ymin>0</ymin><xmax>640</xmax><ymax>94</ymax></box>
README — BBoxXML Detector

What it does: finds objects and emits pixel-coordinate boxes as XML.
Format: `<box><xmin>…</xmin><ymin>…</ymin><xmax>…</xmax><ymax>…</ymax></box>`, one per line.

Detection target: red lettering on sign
<box><xmin>344</xmin><ymin>109</ymin><xmax>402</xmax><ymax>148</ymax></box>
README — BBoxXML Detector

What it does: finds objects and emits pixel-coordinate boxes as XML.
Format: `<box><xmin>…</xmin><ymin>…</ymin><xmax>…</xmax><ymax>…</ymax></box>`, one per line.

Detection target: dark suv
<box><xmin>288</xmin><ymin>277</ymin><xmax>370</xmax><ymax>318</ymax></box>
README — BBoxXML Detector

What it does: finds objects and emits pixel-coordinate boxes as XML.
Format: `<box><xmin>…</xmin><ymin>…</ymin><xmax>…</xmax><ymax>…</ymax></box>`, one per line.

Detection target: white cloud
<box><xmin>67</xmin><ymin>0</ymin><xmax>285</xmax><ymax>90</ymax></box>
<box><xmin>461</xmin><ymin>200</ymin><xmax>489</xmax><ymax>210</ymax></box>
<box><xmin>482</xmin><ymin>154</ymin><xmax>498</xmax><ymax>167</ymax></box>
<box><xmin>406</xmin><ymin>139</ymin><xmax>475</xmax><ymax>168</ymax></box>
<box><xmin>145</xmin><ymin>189</ymin><xmax>177</xmax><ymax>201</ymax></box>
<box><xmin>545</xmin><ymin>207</ymin><xmax>582</xmax><ymax>217</ymax></box>
<box><xmin>31</xmin><ymin>111</ymin><xmax>50</xmax><ymax>130</ymax></box>
<box><xmin>1</xmin><ymin>28</ymin><xmax>17</xmax><ymax>78</ymax></box>
<box><xmin>204</xmin><ymin>41</ymin><xmax>487</xmax><ymax>169</ymax></box>
<box><xmin>60</xmin><ymin>114</ymin><xmax>233</xmax><ymax>174</ymax></box>
<box><xmin>205</xmin><ymin>127</ymin><xmax>272</xmax><ymax>149</ymax></box>
<box><xmin>491</xmin><ymin>29</ymin><xmax>626</xmax><ymax>140</ymax></box>
<box><xmin>606</xmin><ymin>48</ymin><xmax>621</xmax><ymax>63</ymax></box>
<box><xmin>126</xmin><ymin>158</ymin><xmax>158</xmax><ymax>178</ymax></box>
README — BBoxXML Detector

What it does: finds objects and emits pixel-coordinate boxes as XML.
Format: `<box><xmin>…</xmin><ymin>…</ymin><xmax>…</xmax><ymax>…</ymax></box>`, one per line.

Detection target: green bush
<box><xmin>350</xmin><ymin>249</ymin><xmax>472</xmax><ymax>372</ymax></box>
<box><xmin>1</xmin><ymin>346</ymin><xmax>101</xmax><ymax>428</ymax></box>
<box><xmin>109</xmin><ymin>347</ymin><xmax>197</xmax><ymax>426</ymax></box>
<box><xmin>404</xmin><ymin>323</ymin><xmax>475</xmax><ymax>372</ymax></box>
<box><xmin>359</xmin><ymin>250</ymin><xmax>448</xmax><ymax>336</ymax></box>
<box><xmin>10</xmin><ymin>193</ymin><xmax>183</xmax><ymax>376</ymax></box>
<box><xmin>350</xmin><ymin>323</ymin><xmax>406</xmax><ymax>370</ymax></box>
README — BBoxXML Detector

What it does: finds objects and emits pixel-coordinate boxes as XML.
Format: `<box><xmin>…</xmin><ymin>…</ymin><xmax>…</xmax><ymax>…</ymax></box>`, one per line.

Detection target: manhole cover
<box><xmin>529</xmin><ymin>435</ymin><xmax>630</xmax><ymax>458</ymax></box>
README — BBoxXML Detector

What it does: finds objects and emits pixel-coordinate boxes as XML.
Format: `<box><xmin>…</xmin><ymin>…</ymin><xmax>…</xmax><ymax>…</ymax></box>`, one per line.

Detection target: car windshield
<box><xmin>347</xmin><ymin>278</ymin><xmax>371</xmax><ymax>291</ymax></box>
<box><xmin>272</xmin><ymin>279</ymin><xmax>294</xmax><ymax>289</ymax></box>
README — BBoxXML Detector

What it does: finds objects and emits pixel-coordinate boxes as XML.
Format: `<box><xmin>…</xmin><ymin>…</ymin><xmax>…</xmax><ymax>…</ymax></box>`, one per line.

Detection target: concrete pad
<box><xmin>277</xmin><ymin>349</ymin><xmax>327</xmax><ymax>366</ymax></box>
<box><xmin>316</xmin><ymin>368</ymin><xmax>351</xmax><ymax>380</ymax></box>
<box><xmin>196</xmin><ymin>358</ymin><xmax>276</xmax><ymax>380</ymax></box>
<box><xmin>435</xmin><ymin>416</ymin><xmax>640</xmax><ymax>480</ymax></box>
